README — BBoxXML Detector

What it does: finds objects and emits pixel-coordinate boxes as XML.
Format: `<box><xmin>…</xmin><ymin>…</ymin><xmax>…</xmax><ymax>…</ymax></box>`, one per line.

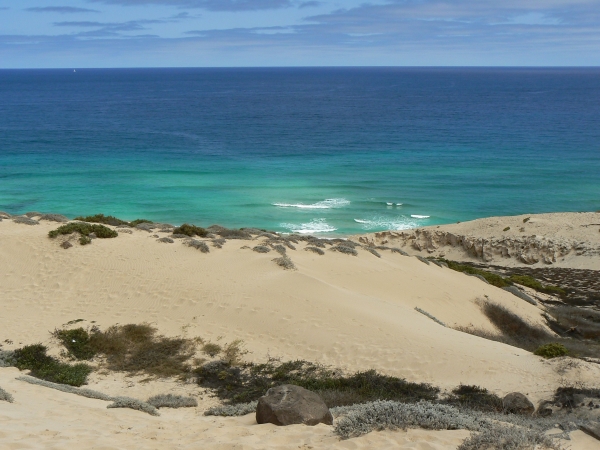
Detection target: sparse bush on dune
<box><xmin>196</xmin><ymin>358</ymin><xmax>438</xmax><ymax>407</ymax></box>
<box><xmin>12</xmin><ymin>216</ymin><xmax>39</xmax><ymax>225</ymax></box>
<box><xmin>12</xmin><ymin>344</ymin><xmax>92</xmax><ymax>386</ymax></box>
<box><xmin>157</xmin><ymin>237</ymin><xmax>174</xmax><ymax>243</ymax></box>
<box><xmin>546</xmin><ymin>305</ymin><xmax>600</xmax><ymax>341</ymax></box>
<box><xmin>129</xmin><ymin>219</ymin><xmax>153</xmax><ymax>227</ymax></box>
<box><xmin>364</xmin><ymin>247</ymin><xmax>381</xmax><ymax>258</ymax></box>
<box><xmin>204</xmin><ymin>401</ymin><xmax>258</xmax><ymax>416</ymax></box>
<box><xmin>173</xmin><ymin>223</ymin><xmax>207</xmax><ymax>237</ymax></box>
<box><xmin>39</xmin><ymin>213</ymin><xmax>69</xmax><ymax>223</ymax></box>
<box><xmin>439</xmin><ymin>259</ymin><xmax>510</xmax><ymax>288</ymax></box>
<box><xmin>48</xmin><ymin>222</ymin><xmax>118</xmax><ymax>239</ymax></box>
<box><xmin>0</xmin><ymin>386</ymin><xmax>13</xmax><ymax>403</ymax></box>
<box><xmin>146</xmin><ymin>394</ymin><xmax>197</xmax><ymax>409</ymax></box>
<box><xmin>304</xmin><ymin>246</ymin><xmax>325</xmax><ymax>255</ymax></box>
<box><xmin>445</xmin><ymin>385</ymin><xmax>503</xmax><ymax>413</ymax></box>
<box><xmin>509</xmin><ymin>275</ymin><xmax>565</xmax><ymax>296</ymax></box>
<box><xmin>107</xmin><ymin>396</ymin><xmax>160</xmax><ymax>416</ymax></box>
<box><xmin>185</xmin><ymin>239</ymin><xmax>210</xmax><ymax>253</ymax></box>
<box><xmin>201</xmin><ymin>342</ymin><xmax>222</xmax><ymax>357</ymax></box>
<box><xmin>53</xmin><ymin>328</ymin><xmax>96</xmax><ymax>360</ymax></box>
<box><xmin>271</xmin><ymin>244</ymin><xmax>287</xmax><ymax>255</ymax></box>
<box><xmin>74</xmin><ymin>214</ymin><xmax>128</xmax><ymax>226</ymax></box>
<box><xmin>534</xmin><ymin>343</ymin><xmax>569</xmax><ymax>359</ymax></box>
<box><xmin>457</xmin><ymin>424</ymin><xmax>562</xmax><ymax>450</ymax></box>
<box><xmin>330</xmin><ymin>245</ymin><xmax>358</xmax><ymax>256</ymax></box>
<box><xmin>0</xmin><ymin>350</ymin><xmax>15</xmax><ymax>367</ymax></box>
<box><xmin>272</xmin><ymin>256</ymin><xmax>296</xmax><ymax>270</ymax></box>
<box><xmin>252</xmin><ymin>245</ymin><xmax>271</xmax><ymax>253</ymax></box>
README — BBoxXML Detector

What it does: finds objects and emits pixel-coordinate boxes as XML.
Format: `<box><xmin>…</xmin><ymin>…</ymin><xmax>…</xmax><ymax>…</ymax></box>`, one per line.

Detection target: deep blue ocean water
<box><xmin>1</xmin><ymin>67</ymin><xmax>599</xmax><ymax>235</ymax></box>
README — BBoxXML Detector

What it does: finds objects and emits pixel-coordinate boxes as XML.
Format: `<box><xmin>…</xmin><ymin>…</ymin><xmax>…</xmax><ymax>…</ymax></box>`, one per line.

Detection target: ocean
<box><xmin>1</xmin><ymin>67</ymin><xmax>599</xmax><ymax>235</ymax></box>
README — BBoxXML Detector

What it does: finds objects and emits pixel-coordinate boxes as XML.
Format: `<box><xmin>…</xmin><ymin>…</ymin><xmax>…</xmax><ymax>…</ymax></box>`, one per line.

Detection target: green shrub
<box><xmin>129</xmin><ymin>219</ymin><xmax>152</xmax><ymax>227</ymax></box>
<box><xmin>523</xmin><ymin>217</ymin><xmax>530</xmax><ymax>223</ymax></box>
<box><xmin>196</xmin><ymin>358</ymin><xmax>439</xmax><ymax>406</ymax></box>
<box><xmin>53</xmin><ymin>328</ymin><xmax>96</xmax><ymax>360</ymax></box>
<box><xmin>440</xmin><ymin>260</ymin><xmax>510</xmax><ymax>288</ymax></box>
<box><xmin>202</xmin><ymin>342</ymin><xmax>222</xmax><ymax>357</ymax></box>
<box><xmin>503</xmin><ymin>227</ymin><xmax>510</xmax><ymax>232</ymax></box>
<box><xmin>12</xmin><ymin>344</ymin><xmax>91</xmax><ymax>386</ymax></box>
<box><xmin>79</xmin><ymin>236</ymin><xmax>92</xmax><ymax>245</ymax></box>
<box><xmin>48</xmin><ymin>223</ymin><xmax>118</xmax><ymax>239</ymax></box>
<box><xmin>534</xmin><ymin>343</ymin><xmax>568</xmax><ymax>359</ymax></box>
<box><xmin>445</xmin><ymin>385</ymin><xmax>503</xmax><ymax>412</ymax></box>
<box><xmin>74</xmin><ymin>214</ymin><xmax>128</xmax><ymax>226</ymax></box>
<box><xmin>508</xmin><ymin>275</ymin><xmax>565</xmax><ymax>296</ymax></box>
<box><xmin>172</xmin><ymin>223</ymin><xmax>207</xmax><ymax>237</ymax></box>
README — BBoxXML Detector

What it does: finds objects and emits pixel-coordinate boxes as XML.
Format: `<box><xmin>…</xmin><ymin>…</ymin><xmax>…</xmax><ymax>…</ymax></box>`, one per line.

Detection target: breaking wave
<box><xmin>273</xmin><ymin>198</ymin><xmax>350</xmax><ymax>209</ymax></box>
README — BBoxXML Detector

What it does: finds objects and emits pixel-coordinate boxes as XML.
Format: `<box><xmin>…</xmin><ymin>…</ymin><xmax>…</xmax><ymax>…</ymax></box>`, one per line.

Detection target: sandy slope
<box><xmin>1</xmin><ymin>216</ymin><xmax>599</xmax><ymax>449</ymax></box>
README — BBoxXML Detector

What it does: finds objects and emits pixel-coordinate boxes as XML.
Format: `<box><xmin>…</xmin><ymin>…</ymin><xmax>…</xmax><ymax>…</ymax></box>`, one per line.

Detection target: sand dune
<box><xmin>1</xmin><ymin>215</ymin><xmax>599</xmax><ymax>448</ymax></box>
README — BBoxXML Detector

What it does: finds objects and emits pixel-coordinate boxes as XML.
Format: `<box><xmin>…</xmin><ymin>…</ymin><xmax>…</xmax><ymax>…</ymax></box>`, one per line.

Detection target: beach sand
<box><xmin>1</xmin><ymin>213</ymin><xmax>599</xmax><ymax>449</ymax></box>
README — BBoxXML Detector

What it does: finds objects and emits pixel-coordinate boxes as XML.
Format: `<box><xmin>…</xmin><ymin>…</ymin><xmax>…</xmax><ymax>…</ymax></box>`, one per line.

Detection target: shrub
<box><xmin>48</xmin><ymin>223</ymin><xmax>118</xmax><ymax>239</ymax></box>
<box><xmin>196</xmin><ymin>358</ymin><xmax>438</xmax><ymax>406</ymax></box>
<box><xmin>553</xmin><ymin>386</ymin><xmax>600</xmax><ymax>409</ymax></box>
<box><xmin>390</xmin><ymin>247</ymin><xmax>409</xmax><ymax>256</ymax></box>
<box><xmin>534</xmin><ymin>343</ymin><xmax>568</xmax><ymax>359</ymax></box>
<box><xmin>173</xmin><ymin>223</ymin><xmax>207</xmax><ymax>237</ymax></box>
<box><xmin>0</xmin><ymin>386</ymin><xmax>13</xmax><ymax>403</ymax></box>
<box><xmin>74</xmin><ymin>214</ymin><xmax>128</xmax><ymax>226</ymax></box>
<box><xmin>334</xmin><ymin>400</ymin><xmax>486</xmax><ymax>439</ymax></box>
<box><xmin>547</xmin><ymin>305</ymin><xmax>600</xmax><ymax>340</ymax></box>
<box><xmin>272</xmin><ymin>256</ymin><xmax>296</xmax><ymax>270</ymax></box>
<box><xmin>304</xmin><ymin>246</ymin><xmax>325</xmax><ymax>255</ymax></box>
<box><xmin>508</xmin><ymin>275</ymin><xmax>565</xmax><ymax>296</ymax></box>
<box><xmin>202</xmin><ymin>342</ymin><xmax>222</xmax><ymax>357</ymax></box>
<box><xmin>157</xmin><ymin>237</ymin><xmax>174</xmax><ymax>244</ymax></box>
<box><xmin>272</xmin><ymin>244</ymin><xmax>287</xmax><ymax>255</ymax></box>
<box><xmin>0</xmin><ymin>350</ymin><xmax>15</xmax><ymax>367</ymax></box>
<box><xmin>441</xmin><ymin>260</ymin><xmax>509</xmax><ymax>288</ymax></box>
<box><xmin>185</xmin><ymin>239</ymin><xmax>209</xmax><ymax>253</ymax></box>
<box><xmin>107</xmin><ymin>396</ymin><xmax>160</xmax><ymax>416</ymax></box>
<box><xmin>129</xmin><ymin>219</ymin><xmax>153</xmax><ymax>227</ymax></box>
<box><xmin>79</xmin><ymin>236</ymin><xmax>92</xmax><ymax>245</ymax></box>
<box><xmin>458</xmin><ymin>425</ymin><xmax>561</xmax><ymax>450</ymax></box>
<box><xmin>12</xmin><ymin>344</ymin><xmax>92</xmax><ymax>386</ymax></box>
<box><xmin>147</xmin><ymin>394</ymin><xmax>197</xmax><ymax>408</ymax></box>
<box><xmin>12</xmin><ymin>216</ymin><xmax>39</xmax><ymax>225</ymax></box>
<box><xmin>252</xmin><ymin>245</ymin><xmax>271</xmax><ymax>253</ymax></box>
<box><xmin>212</xmin><ymin>238</ymin><xmax>226</xmax><ymax>248</ymax></box>
<box><xmin>204</xmin><ymin>401</ymin><xmax>257</xmax><ymax>416</ymax></box>
<box><xmin>503</xmin><ymin>227</ymin><xmax>510</xmax><ymax>232</ymax></box>
<box><xmin>53</xmin><ymin>328</ymin><xmax>96</xmax><ymax>360</ymax></box>
<box><xmin>39</xmin><ymin>214</ymin><xmax>69</xmax><ymax>223</ymax></box>
<box><xmin>330</xmin><ymin>246</ymin><xmax>358</xmax><ymax>256</ymax></box>
<box><xmin>445</xmin><ymin>385</ymin><xmax>503</xmax><ymax>412</ymax></box>
<box><xmin>416</xmin><ymin>256</ymin><xmax>430</xmax><ymax>265</ymax></box>
<box><xmin>523</xmin><ymin>217</ymin><xmax>530</xmax><ymax>223</ymax></box>
<box><xmin>364</xmin><ymin>247</ymin><xmax>381</xmax><ymax>258</ymax></box>
<box><xmin>87</xmin><ymin>324</ymin><xmax>196</xmax><ymax>377</ymax></box>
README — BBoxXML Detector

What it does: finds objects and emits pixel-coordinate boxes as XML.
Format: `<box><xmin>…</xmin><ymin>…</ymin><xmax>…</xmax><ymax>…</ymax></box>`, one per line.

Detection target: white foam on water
<box><xmin>273</xmin><ymin>198</ymin><xmax>350</xmax><ymax>209</ymax></box>
<box><xmin>410</xmin><ymin>215</ymin><xmax>430</xmax><ymax>219</ymax></box>
<box><xmin>353</xmin><ymin>217</ymin><xmax>418</xmax><ymax>231</ymax></box>
<box><xmin>280</xmin><ymin>218</ymin><xmax>337</xmax><ymax>234</ymax></box>
<box><xmin>386</xmin><ymin>202</ymin><xmax>394</xmax><ymax>206</ymax></box>
<box><xmin>396</xmin><ymin>203</ymin><xmax>403</xmax><ymax>206</ymax></box>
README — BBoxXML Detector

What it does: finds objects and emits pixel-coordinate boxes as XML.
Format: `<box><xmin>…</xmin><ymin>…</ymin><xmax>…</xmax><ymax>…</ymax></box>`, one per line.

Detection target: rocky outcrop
<box><xmin>357</xmin><ymin>229</ymin><xmax>600</xmax><ymax>266</ymax></box>
<box><xmin>503</xmin><ymin>392</ymin><xmax>535</xmax><ymax>415</ymax></box>
<box><xmin>256</xmin><ymin>385</ymin><xmax>333</xmax><ymax>426</ymax></box>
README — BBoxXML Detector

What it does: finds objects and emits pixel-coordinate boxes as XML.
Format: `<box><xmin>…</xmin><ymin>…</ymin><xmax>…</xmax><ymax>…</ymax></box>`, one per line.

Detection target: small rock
<box><xmin>256</xmin><ymin>385</ymin><xmax>333</xmax><ymax>426</ymax></box>
<box><xmin>61</xmin><ymin>241</ymin><xmax>73</xmax><ymax>249</ymax></box>
<box><xmin>503</xmin><ymin>392</ymin><xmax>535</xmax><ymax>415</ymax></box>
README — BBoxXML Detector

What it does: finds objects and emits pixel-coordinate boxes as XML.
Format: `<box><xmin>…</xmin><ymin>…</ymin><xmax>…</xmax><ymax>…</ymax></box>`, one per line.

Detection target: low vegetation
<box><xmin>534</xmin><ymin>343</ymin><xmax>569</xmax><ymax>359</ymax></box>
<box><xmin>172</xmin><ymin>223</ymin><xmax>207</xmax><ymax>237</ymax></box>
<box><xmin>195</xmin><ymin>358</ymin><xmax>439</xmax><ymax>406</ymax></box>
<box><xmin>12</xmin><ymin>344</ymin><xmax>92</xmax><ymax>386</ymax></box>
<box><xmin>508</xmin><ymin>275</ymin><xmax>565</xmax><ymax>296</ymax></box>
<box><xmin>204</xmin><ymin>401</ymin><xmax>257</xmax><ymax>416</ymax></box>
<box><xmin>272</xmin><ymin>256</ymin><xmax>296</xmax><ymax>270</ymax></box>
<box><xmin>146</xmin><ymin>394</ymin><xmax>197</xmax><ymax>408</ymax></box>
<box><xmin>74</xmin><ymin>214</ymin><xmax>128</xmax><ymax>226</ymax></box>
<box><xmin>0</xmin><ymin>386</ymin><xmax>13</xmax><ymax>403</ymax></box>
<box><xmin>437</xmin><ymin>259</ymin><xmax>509</xmax><ymax>288</ymax></box>
<box><xmin>48</xmin><ymin>223</ymin><xmax>118</xmax><ymax>239</ymax></box>
<box><xmin>444</xmin><ymin>384</ymin><xmax>503</xmax><ymax>412</ymax></box>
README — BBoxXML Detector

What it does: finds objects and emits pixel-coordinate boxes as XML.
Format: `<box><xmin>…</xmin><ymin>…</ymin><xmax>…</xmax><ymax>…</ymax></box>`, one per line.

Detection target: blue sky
<box><xmin>0</xmin><ymin>0</ymin><xmax>599</xmax><ymax>67</ymax></box>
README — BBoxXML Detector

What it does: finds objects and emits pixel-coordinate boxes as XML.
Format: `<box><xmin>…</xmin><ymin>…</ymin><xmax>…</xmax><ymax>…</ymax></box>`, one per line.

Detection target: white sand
<box><xmin>1</xmin><ymin>214</ymin><xmax>599</xmax><ymax>449</ymax></box>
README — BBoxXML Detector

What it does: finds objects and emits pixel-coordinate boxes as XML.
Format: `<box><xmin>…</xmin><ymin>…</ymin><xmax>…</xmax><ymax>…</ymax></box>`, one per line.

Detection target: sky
<box><xmin>0</xmin><ymin>0</ymin><xmax>599</xmax><ymax>67</ymax></box>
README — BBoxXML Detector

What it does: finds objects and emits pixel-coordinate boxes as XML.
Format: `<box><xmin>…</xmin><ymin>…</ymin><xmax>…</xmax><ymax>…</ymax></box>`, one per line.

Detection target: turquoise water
<box><xmin>1</xmin><ymin>68</ymin><xmax>599</xmax><ymax>235</ymax></box>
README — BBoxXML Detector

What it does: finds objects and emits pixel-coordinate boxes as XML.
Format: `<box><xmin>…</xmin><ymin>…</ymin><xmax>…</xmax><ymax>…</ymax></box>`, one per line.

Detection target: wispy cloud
<box><xmin>88</xmin><ymin>0</ymin><xmax>294</xmax><ymax>11</ymax></box>
<box><xmin>26</xmin><ymin>6</ymin><xmax>100</xmax><ymax>13</ymax></box>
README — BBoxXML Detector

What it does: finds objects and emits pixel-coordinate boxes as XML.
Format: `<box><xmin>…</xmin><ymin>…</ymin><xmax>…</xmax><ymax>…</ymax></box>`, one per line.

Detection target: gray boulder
<box><xmin>256</xmin><ymin>385</ymin><xmax>333</xmax><ymax>426</ymax></box>
<box><xmin>503</xmin><ymin>392</ymin><xmax>535</xmax><ymax>415</ymax></box>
